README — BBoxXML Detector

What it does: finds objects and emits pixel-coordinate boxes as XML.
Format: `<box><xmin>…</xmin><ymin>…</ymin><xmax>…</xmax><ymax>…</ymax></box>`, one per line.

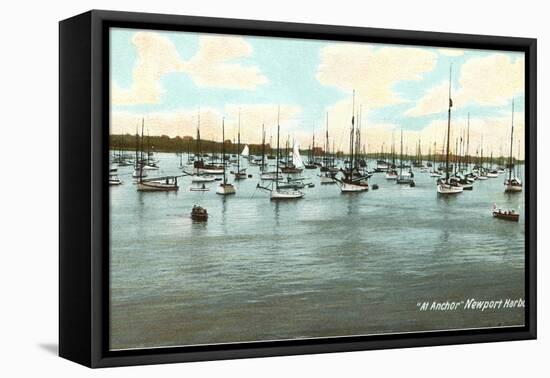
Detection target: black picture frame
<box><xmin>59</xmin><ymin>9</ymin><xmax>537</xmax><ymax>368</ymax></box>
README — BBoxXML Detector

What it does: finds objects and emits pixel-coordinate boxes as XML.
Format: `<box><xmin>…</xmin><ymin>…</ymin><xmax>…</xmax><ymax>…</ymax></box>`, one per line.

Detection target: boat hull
<box><xmin>339</xmin><ymin>182</ymin><xmax>369</xmax><ymax>192</ymax></box>
<box><xmin>216</xmin><ymin>184</ymin><xmax>236</xmax><ymax>195</ymax></box>
<box><xmin>437</xmin><ymin>184</ymin><xmax>463</xmax><ymax>194</ymax></box>
<box><xmin>270</xmin><ymin>189</ymin><xmax>304</xmax><ymax>199</ymax></box>
<box><xmin>198</xmin><ymin>168</ymin><xmax>224</xmax><ymax>174</ymax></box>
<box><xmin>137</xmin><ymin>182</ymin><xmax>178</xmax><ymax>191</ymax></box>
<box><xmin>504</xmin><ymin>184</ymin><xmax>522</xmax><ymax>192</ymax></box>
<box><xmin>493</xmin><ymin>212</ymin><xmax>519</xmax><ymax>222</ymax></box>
<box><xmin>191</xmin><ymin>175</ymin><xmax>216</xmax><ymax>183</ymax></box>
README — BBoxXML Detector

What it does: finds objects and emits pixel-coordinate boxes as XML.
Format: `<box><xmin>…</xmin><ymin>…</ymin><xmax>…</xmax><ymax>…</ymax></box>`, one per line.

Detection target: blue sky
<box><xmin>110</xmin><ymin>28</ymin><xmax>525</xmax><ymax>156</ymax></box>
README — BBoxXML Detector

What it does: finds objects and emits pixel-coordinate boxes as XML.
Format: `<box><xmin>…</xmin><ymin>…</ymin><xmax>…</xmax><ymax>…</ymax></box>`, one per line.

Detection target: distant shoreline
<box><xmin>109</xmin><ymin>134</ymin><xmax>524</xmax><ymax>163</ymax></box>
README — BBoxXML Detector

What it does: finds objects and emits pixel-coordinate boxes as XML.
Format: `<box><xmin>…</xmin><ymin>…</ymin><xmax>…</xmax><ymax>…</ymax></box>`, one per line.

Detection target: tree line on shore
<box><xmin>109</xmin><ymin>133</ymin><xmax>523</xmax><ymax>164</ymax></box>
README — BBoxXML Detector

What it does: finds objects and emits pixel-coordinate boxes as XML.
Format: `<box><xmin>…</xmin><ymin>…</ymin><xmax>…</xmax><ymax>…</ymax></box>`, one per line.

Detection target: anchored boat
<box><xmin>504</xmin><ymin>101</ymin><xmax>523</xmax><ymax>193</ymax></box>
<box><xmin>257</xmin><ymin>107</ymin><xmax>304</xmax><ymax>199</ymax></box>
<box><xmin>437</xmin><ymin>65</ymin><xmax>463</xmax><ymax>195</ymax></box>
<box><xmin>216</xmin><ymin>118</ymin><xmax>236</xmax><ymax>195</ymax></box>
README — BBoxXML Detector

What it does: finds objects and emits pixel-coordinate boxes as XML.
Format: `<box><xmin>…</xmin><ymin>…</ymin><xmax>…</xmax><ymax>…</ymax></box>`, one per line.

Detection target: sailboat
<box><xmin>385</xmin><ymin>133</ymin><xmax>398</xmax><ymax>180</ymax></box>
<box><xmin>430</xmin><ymin>141</ymin><xmax>442</xmax><ymax>177</ymax></box>
<box><xmin>109</xmin><ymin>166</ymin><xmax>122</xmax><ymax>185</ymax></box>
<box><xmin>143</xmin><ymin>131</ymin><xmax>160</xmax><ymax>170</ymax></box>
<box><xmin>257</xmin><ymin>107</ymin><xmax>304</xmax><ymax>199</ymax></box>
<box><xmin>233</xmin><ymin>111</ymin><xmax>247</xmax><ymax>180</ymax></box>
<box><xmin>241</xmin><ymin>144</ymin><xmax>250</xmax><ymax>159</ymax></box>
<box><xmin>437</xmin><ymin>65</ymin><xmax>463</xmax><ymax>195</ymax></box>
<box><xmin>305</xmin><ymin>131</ymin><xmax>317</xmax><ymax>169</ymax></box>
<box><xmin>216</xmin><ymin>118</ymin><xmax>236</xmax><ymax>195</ymax></box>
<box><xmin>333</xmin><ymin>91</ymin><xmax>369</xmax><ymax>192</ymax></box>
<box><xmin>132</xmin><ymin>121</ymin><xmax>148</xmax><ymax>179</ymax></box>
<box><xmin>396</xmin><ymin>129</ymin><xmax>414</xmax><ymax>186</ymax></box>
<box><xmin>504</xmin><ymin>100</ymin><xmax>522</xmax><ymax>192</ymax></box>
<box><xmin>136</xmin><ymin>119</ymin><xmax>179</xmax><ymax>192</ymax></box>
<box><xmin>319</xmin><ymin>113</ymin><xmax>337</xmax><ymax>184</ymax></box>
<box><xmin>184</xmin><ymin>111</ymin><xmax>217</xmax><ymax>181</ymax></box>
<box><xmin>280</xmin><ymin>135</ymin><xmax>304</xmax><ymax>174</ymax></box>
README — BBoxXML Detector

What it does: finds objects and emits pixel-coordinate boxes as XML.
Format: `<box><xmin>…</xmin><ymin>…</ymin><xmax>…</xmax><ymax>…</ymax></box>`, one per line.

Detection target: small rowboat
<box><xmin>191</xmin><ymin>205</ymin><xmax>208</xmax><ymax>221</ymax></box>
<box><xmin>189</xmin><ymin>184</ymin><xmax>210</xmax><ymax>192</ymax></box>
<box><xmin>492</xmin><ymin>204</ymin><xmax>519</xmax><ymax>222</ymax></box>
<box><xmin>493</xmin><ymin>210</ymin><xmax>519</xmax><ymax>222</ymax></box>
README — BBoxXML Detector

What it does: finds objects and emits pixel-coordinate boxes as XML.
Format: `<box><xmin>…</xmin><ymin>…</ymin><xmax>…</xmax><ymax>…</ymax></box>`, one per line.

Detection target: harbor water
<box><xmin>110</xmin><ymin>152</ymin><xmax>525</xmax><ymax>350</ymax></box>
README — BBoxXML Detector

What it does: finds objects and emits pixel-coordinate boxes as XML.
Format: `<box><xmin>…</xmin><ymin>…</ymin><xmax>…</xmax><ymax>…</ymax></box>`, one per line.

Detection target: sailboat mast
<box><xmin>197</xmin><ymin>110</ymin><xmax>201</xmax><ymax>163</ymax></box>
<box><xmin>399</xmin><ymin>129</ymin><xmax>403</xmax><ymax>176</ymax></box>
<box><xmin>466</xmin><ymin>113</ymin><xmax>470</xmax><ymax>168</ymax></box>
<box><xmin>222</xmin><ymin>118</ymin><xmax>226</xmax><ymax>185</ymax></box>
<box><xmin>261</xmin><ymin>123</ymin><xmax>266</xmax><ymax>170</ymax></box>
<box><xmin>139</xmin><ymin>118</ymin><xmax>144</xmax><ymax>182</ymax></box>
<box><xmin>276</xmin><ymin>107</ymin><xmax>280</xmax><ymax>190</ymax></box>
<box><xmin>135</xmin><ymin>124</ymin><xmax>139</xmax><ymax>169</ymax></box>
<box><xmin>509</xmin><ymin>100</ymin><xmax>515</xmax><ymax>182</ymax></box>
<box><xmin>237</xmin><ymin>111</ymin><xmax>241</xmax><ymax>175</ymax></box>
<box><xmin>350</xmin><ymin>90</ymin><xmax>356</xmax><ymax>172</ymax></box>
<box><xmin>325</xmin><ymin>113</ymin><xmax>329</xmax><ymax>167</ymax></box>
<box><xmin>445</xmin><ymin>65</ymin><xmax>453</xmax><ymax>182</ymax></box>
<box><xmin>147</xmin><ymin>130</ymin><xmax>150</xmax><ymax>166</ymax></box>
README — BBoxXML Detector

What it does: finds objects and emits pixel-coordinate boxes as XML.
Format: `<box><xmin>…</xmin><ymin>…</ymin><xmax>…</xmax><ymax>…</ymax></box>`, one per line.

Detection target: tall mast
<box><xmin>222</xmin><ymin>117</ymin><xmax>226</xmax><ymax>185</ymax></box>
<box><xmin>276</xmin><ymin>107</ymin><xmax>280</xmax><ymax>190</ymax></box>
<box><xmin>135</xmin><ymin>123</ymin><xmax>139</xmax><ymax>169</ymax></box>
<box><xmin>466</xmin><ymin>113</ymin><xmax>470</xmax><ymax>168</ymax></box>
<box><xmin>453</xmin><ymin>138</ymin><xmax>458</xmax><ymax>173</ymax></box>
<box><xmin>196</xmin><ymin>109</ymin><xmax>201</xmax><ymax>162</ymax></box>
<box><xmin>445</xmin><ymin>64</ymin><xmax>453</xmax><ymax>182</ymax></box>
<box><xmin>146</xmin><ymin>129</ymin><xmax>150</xmax><ymax>165</ymax></box>
<box><xmin>509</xmin><ymin>100</ymin><xmax>515</xmax><ymax>182</ymax></box>
<box><xmin>350</xmin><ymin>90</ymin><xmax>356</xmax><ymax>172</ymax></box>
<box><xmin>325</xmin><ymin>113</ymin><xmax>329</xmax><ymax>167</ymax></box>
<box><xmin>237</xmin><ymin>110</ymin><xmax>241</xmax><ymax>175</ymax></box>
<box><xmin>139</xmin><ymin>118</ymin><xmax>144</xmax><ymax>182</ymax></box>
<box><xmin>261</xmin><ymin>123</ymin><xmax>266</xmax><ymax>170</ymax></box>
<box><xmin>312</xmin><ymin>129</ymin><xmax>315</xmax><ymax>163</ymax></box>
<box><xmin>399</xmin><ymin>129</ymin><xmax>404</xmax><ymax>176</ymax></box>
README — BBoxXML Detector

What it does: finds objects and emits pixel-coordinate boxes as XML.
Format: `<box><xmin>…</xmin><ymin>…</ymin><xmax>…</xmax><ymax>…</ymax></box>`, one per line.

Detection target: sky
<box><xmin>110</xmin><ymin>27</ymin><xmax>525</xmax><ymax>158</ymax></box>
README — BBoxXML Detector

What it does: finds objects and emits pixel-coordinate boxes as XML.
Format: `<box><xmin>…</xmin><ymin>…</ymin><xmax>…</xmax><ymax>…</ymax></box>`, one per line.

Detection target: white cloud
<box><xmin>112</xmin><ymin>33</ymin><xmax>184</xmax><ymax>106</ymax></box>
<box><xmin>317</xmin><ymin>44</ymin><xmax>438</xmax><ymax>109</ymax></box>
<box><xmin>181</xmin><ymin>36</ymin><xmax>268</xmax><ymax>90</ymax></box>
<box><xmin>111</xmin><ymin>32</ymin><xmax>268</xmax><ymax>106</ymax></box>
<box><xmin>405</xmin><ymin>53</ymin><xmax>525</xmax><ymax>117</ymax></box>
<box><xmin>315</xmin><ymin>43</ymin><xmax>438</xmax><ymax>149</ymax></box>
<box><xmin>438</xmin><ymin>48</ymin><xmax>465</xmax><ymax>57</ymax></box>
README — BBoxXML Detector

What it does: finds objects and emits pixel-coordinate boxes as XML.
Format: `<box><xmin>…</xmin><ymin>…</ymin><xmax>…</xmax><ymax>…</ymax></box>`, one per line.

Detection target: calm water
<box><xmin>110</xmin><ymin>152</ymin><xmax>525</xmax><ymax>350</ymax></box>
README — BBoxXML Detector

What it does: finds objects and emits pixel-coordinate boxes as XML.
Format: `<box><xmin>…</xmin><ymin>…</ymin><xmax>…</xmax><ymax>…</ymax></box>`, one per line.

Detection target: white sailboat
<box><xmin>216</xmin><ymin>118</ymin><xmax>236</xmax><ymax>195</ymax></box>
<box><xmin>504</xmin><ymin>100</ymin><xmax>523</xmax><ymax>193</ymax></box>
<box><xmin>437</xmin><ymin>65</ymin><xmax>463</xmax><ymax>195</ymax></box>
<box><xmin>241</xmin><ymin>144</ymin><xmax>250</xmax><ymax>158</ymax></box>
<box><xmin>257</xmin><ymin>107</ymin><xmax>304</xmax><ymax>199</ymax></box>
<box><xmin>291</xmin><ymin>142</ymin><xmax>306</xmax><ymax>170</ymax></box>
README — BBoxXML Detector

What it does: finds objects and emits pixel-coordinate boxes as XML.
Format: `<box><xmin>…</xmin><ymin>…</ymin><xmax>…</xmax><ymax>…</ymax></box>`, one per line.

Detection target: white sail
<box><xmin>292</xmin><ymin>143</ymin><xmax>305</xmax><ymax>168</ymax></box>
<box><xmin>241</xmin><ymin>145</ymin><xmax>249</xmax><ymax>157</ymax></box>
